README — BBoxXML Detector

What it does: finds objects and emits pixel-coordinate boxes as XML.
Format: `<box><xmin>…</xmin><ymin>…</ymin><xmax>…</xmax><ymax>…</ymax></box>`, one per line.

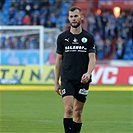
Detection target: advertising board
<box><xmin>0</xmin><ymin>65</ymin><xmax>132</xmax><ymax>85</ymax></box>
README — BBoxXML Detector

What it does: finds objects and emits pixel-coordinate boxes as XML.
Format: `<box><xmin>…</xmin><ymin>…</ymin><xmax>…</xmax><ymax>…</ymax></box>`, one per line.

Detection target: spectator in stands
<box><xmin>17</xmin><ymin>0</ymin><xmax>25</xmax><ymax>10</ymax></box>
<box><xmin>49</xmin><ymin>12</ymin><xmax>57</xmax><ymax>26</ymax></box>
<box><xmin>127</xmin><ymin>14</ymin><xmax>132</xmax><ymax>38</ymax></box>
<box><xmin>100</xmin><ymin>11</ymin><xmax>108</xmax><ymax>39</ymax></box>
<box><xmin>24</xmin><ymin>0</ymin><xmax>33</xmax><ymax>15</ymax></box>
<box><xmin>0</xmin><ymin>0</ymin><xmax>4</xmax><ymax>10</ymax></box>
<box><xmin>97</xmin><ymin>39</ymin><xmax>104</xmax><ymax>60</ymax></box>
<box><xmin>39</xmin><ymin>13</ymin><xmax>46</xmax><ymax>26</ymax></box>
<box><xmin>49</xmin><ymin>0</ymin><xmax>62</xmax><ymax>16</ymax></box>
<box><xmin>40</xmin><ymin>5</ymin><xmax>49</xmax><ymax>18</ymax></box>
<box><xmin>28</xmin><ymin>36</ymin><xmax>37</xmax><ymax>49</ymax></box>
<box><xmin>31</xmin><ymin>11</ymin><xmax>40</xmax><ymax>25</ymax></box>
<box><xmin>9</xmin><ymin>6</ymin><xmax>16</xmax><ymax>20</ymax></box>
<box><xmin>94</xmin><ymin>11</ymin><xmax>102</xmax><ymax>33</ymax></box>
<box><xmin>54</xmin><ymin>0</ymin><xmax>62</xmax><ymax>8</ymax></box>
<box><xmin>0</xmin><ymin>37</ymin><xmax>4</xmax><ymax>48</ymax></box>
<box><xmin>40</xmin><ymin>0</ymin><xmax>49</xmax><ymax>8</ymax></box>
<box><xmin>114</xmin><ymin>37</ymin><xmax>125</xmax><ymax>59</ymax></box>
<box><xmin>44</xmin><ymin>19</ymin><xmax>56</xmax><ymax>28</ymax></box>
<box><xmin>33</xmin><ymin>1</ymin><xmax>40</xmax><ymax>11</ymax></box>
<box><xmin>87</xmin><ymin>13</ymin><xmax>97</xmax><ymax>35</ymax></box>
<box><xmin>10</xmin><ymin>37</ymin><xmax>18</xmax><ymax>49</ymax></box>
<box><xmin>104</xmin><ymin>39</ymin><xmax>111</xmax><ymax>58</ymax></box>
<box><xmin>15</xmin><ymin>12</ymin><xmax>24</xmax><ymax>25</ymax></box>
<box><xmin>10</xmin><ymin>0</ymin><xmax>18</xmax><ymax>9</ymax></box>
<box><xmin>120</xmin><ymin>22</ymin><xmax>129</xmax><ymax>40</ymax></box>
<box><xmin>23</xmin><ymin>14</ymin><xmax>31</xmax><ymax>25</ymax></box>
<box><xmin>105</xmin><ymin>22</ymin><xmax>115</xmax><ymax>40</ymax></box>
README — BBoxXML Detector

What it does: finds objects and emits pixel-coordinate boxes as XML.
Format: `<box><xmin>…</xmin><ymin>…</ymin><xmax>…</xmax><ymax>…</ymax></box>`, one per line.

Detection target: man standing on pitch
<box><xmin>54</xmin><ymin>6</ymin><xmax>96</xmax><ymax>133</ymax></box>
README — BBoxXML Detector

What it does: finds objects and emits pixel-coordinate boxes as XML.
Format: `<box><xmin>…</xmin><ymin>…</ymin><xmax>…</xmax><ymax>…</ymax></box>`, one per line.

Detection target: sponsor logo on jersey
<box><xmin>81</xmin><ymin>37</ymin><xmax>88</xmax><ymax>43</ymax></box>
<box><xmin>79</xmin><ymin>88</ymin><xmax>88</xmax><ymax>95</ymax></box>
<box><xmin>65</xmin><ymin>45</ymin><xmax>87</xmax><ymax>52</ymax></box>
<box><xmin>93</xmin><ymin>45</ymin><xmax>95</xmax><ymax>49</ymax></box>
<box><xmin>62</xmin><ymin>89</ymin><xmax>66</xmax><ymax>95</ymax></box>
<box><xmin>65</xmin><ymin>38</ymin><xmax>69</xmax><ymax>42</ymax></box>
<box><xmin>72</xmin><ymin>37</ymin><xmax>79</xmax><ymax>44</ymax></box>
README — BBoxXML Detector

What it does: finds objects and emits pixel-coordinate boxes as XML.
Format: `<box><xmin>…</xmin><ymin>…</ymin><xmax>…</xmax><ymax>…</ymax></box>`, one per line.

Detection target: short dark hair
<box><xmin>69</xmin><ymin>6</ymin><xmax>81</xmax><ymax>12</ymax></box>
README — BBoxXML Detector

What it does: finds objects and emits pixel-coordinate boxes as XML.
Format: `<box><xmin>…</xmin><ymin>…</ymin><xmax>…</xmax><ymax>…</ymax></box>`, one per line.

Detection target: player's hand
<box><xmin>54</xmin><ymin>83</ymin><xmax>62</xmax><ymax>96</ymax></box>
<box><xmin>81</xmin><ymin>72</ymin><xmax>90</xmax><ymax>84</ymax></box>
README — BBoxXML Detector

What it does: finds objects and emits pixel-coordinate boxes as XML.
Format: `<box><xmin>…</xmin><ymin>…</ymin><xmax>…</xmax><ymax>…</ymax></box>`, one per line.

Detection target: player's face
<box><xmin>68</xmin><ymin>9</ymin><xmax>83</xmax><ymax>28</ymax></box>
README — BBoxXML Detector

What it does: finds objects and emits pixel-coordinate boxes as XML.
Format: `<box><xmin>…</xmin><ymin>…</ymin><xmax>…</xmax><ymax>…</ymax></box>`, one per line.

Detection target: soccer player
<box><xmin>54</xmin><ymin>6</ymin><xmax>96</xmax><ymax>133</ymax></box>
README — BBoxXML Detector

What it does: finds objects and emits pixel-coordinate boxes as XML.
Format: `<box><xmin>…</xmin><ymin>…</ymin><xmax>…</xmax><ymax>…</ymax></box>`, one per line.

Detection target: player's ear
<box><xmin>81</xmin><ymin>15</ymin><xmax>84</xmax><ymax>20</ymax></box>
<box><xmin>68</xmin><ymin>15</ymin><xmax>70</xmax><ymax>22</ymax></box>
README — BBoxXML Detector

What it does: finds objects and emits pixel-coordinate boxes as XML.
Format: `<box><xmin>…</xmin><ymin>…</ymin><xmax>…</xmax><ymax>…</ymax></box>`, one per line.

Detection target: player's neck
<box><xmin>70</xmin><ymin>26</ymin><xmax>82</xmax><ymax>34</ymax></box>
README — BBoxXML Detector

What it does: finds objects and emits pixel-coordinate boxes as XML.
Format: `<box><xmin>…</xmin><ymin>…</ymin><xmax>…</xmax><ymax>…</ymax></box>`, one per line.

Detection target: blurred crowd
<box><xmin>0</xmin><ymin>0</ymin><xmax>73</xmax><ymax>28</ymax></box>
<box><xmin>87</xmin><ymin>10</ymin><xmax>132</xmax><ymax>60</ymax></box>
<box><xmin>0</xmin><ymin>0</ymin><xmax>132</xmax><ymax>60</ymax></box>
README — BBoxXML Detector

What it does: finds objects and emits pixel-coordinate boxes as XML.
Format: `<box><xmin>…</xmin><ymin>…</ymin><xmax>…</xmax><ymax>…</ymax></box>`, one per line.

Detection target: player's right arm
<box><xmin>54</xmin><ymin>53</ymin><xmax>62</xmax><ymax>96</ymax></box>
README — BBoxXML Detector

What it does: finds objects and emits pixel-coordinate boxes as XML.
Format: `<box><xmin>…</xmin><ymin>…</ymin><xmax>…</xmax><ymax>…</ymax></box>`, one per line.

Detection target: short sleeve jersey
<box><xmin>56</xmin><ymin>29</ymin><xmax>96</xmax><ymax>81</ymax></box>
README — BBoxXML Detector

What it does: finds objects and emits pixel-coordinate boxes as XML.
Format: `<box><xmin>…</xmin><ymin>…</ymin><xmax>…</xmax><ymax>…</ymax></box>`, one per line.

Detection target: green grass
<box><xmin>0</xmin><ymin>90</ymin><xmax>132</xmax><ymax>133</ymax></box>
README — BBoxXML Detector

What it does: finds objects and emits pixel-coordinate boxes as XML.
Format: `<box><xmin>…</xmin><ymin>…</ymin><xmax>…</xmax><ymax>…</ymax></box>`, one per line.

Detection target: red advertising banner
<box><xmin>92</xmin><ymin>66</ymin><xmax>133</xmax><ymax>85</ymax></box>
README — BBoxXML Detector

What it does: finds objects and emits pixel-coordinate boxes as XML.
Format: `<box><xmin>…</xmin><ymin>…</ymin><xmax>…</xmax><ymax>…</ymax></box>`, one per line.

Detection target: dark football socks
<box><xmin>63</xmin><ymin>118</ymin><xmax>73</xmax><ymax>133</ymax></box>
<box><xmin>73</xmin><ymin>121</ymin><xmax>82</xmax><ymax>133</ymax></box>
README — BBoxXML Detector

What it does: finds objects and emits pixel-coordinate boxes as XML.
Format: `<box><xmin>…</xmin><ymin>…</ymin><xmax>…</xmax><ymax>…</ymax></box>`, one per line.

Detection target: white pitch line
<box><xmin>30</xmin><ymin>119</ymin><xmax>54</xmax><ymax>123</ymax></box>
<box><xmin>0</xmin><ymin>119</ymin><xmax>60</xmax><ymax>123</ymax></box>
<box><xmin>1</xmin><ymin>119</ymin><xmax>132</xmax><ymax>124</ymax></box>
<box><xmin>84</xmin><ymin>120</ymin><xmax>133</xmax><ymax>125</ymax></box>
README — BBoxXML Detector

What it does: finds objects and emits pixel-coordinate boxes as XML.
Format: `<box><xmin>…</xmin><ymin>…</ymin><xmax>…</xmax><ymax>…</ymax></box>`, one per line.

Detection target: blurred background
<box><xmin>0</xmin><ymin>0</ymin><xmax>133</xmax><ymax>86</ymax></box>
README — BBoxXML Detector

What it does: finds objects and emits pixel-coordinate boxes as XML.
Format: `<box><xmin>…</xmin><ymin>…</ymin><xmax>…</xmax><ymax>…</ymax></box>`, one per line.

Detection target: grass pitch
<box><xmin>0</xmin><ymin>86</ymin><xmax>132</xmax><ymax>133</ymax></box>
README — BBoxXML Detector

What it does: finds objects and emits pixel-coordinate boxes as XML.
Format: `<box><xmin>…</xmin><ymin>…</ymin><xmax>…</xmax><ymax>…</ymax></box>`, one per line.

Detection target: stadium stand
<box><xmin>0</xmin><ymin>0</ymin><xmax>132</xmax><ymax>60</ymax></box>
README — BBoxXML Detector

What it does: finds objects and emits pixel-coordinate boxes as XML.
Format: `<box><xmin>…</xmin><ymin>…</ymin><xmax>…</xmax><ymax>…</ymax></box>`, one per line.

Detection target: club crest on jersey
<box><xmin>81</xmin><ymin>37</ymin><xmax>88</xmax><ymax>43</ymax></box>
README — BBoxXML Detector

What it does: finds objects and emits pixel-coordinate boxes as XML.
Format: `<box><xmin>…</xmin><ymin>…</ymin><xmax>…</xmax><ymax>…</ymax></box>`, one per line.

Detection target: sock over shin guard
<box><xmin>63</xmin><ymin>118</ymin><xmax>73</xmax><ymax>133</ymax></box>
<box><xmin>73</xmin><ymin>121</ymin><xmax>82</xmax><ymax>133</ymax></box>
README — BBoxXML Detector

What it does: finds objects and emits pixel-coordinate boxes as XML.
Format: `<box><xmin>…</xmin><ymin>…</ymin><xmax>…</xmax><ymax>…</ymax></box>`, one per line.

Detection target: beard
<box><xmin>70</xmin><ymin>21</ymin><xmax>81</xmax><ymax>28</ymax></box>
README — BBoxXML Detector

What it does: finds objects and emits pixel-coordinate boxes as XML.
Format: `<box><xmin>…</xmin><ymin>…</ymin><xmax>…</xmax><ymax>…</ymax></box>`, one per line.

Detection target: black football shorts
<box><xmin>61</xmin><ymin>79</ymin><xmax>90</xmax><ymax>103</ymax></box>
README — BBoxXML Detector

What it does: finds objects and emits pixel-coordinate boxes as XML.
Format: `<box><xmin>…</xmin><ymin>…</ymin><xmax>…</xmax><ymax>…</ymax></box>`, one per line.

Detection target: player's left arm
<box><xmin>81</xmin><ymin>33</ymin><xmax>96</xmax><ymax>84</ymax></box>
<box><xmin>81</xmin><ymin>53</ymin><xmax>96</xmax><ymax>83</ymax></box>
<box><xmin>87</xmin><ymin>52</ymin><xmax>96</xmax><ymax>75</ymax></box>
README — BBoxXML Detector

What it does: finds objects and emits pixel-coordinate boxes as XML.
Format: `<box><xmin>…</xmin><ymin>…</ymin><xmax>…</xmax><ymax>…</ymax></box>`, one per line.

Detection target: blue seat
<box><xmin>19</xmin><ymin>10</ymin><xmax>26</xmax><ymax>17</ymax></box>
<box><xmin>49</xmin><ymin>0</ymin><xmax>55</xmax><ymax>5</ymax></box>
